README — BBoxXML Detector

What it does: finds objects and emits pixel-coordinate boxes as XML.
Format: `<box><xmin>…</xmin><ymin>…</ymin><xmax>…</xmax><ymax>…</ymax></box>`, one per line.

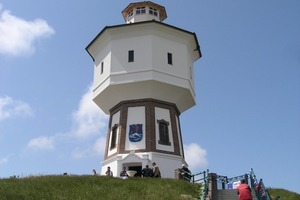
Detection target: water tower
<box><xmin>86</xmin><ymin>1</ymin><xmax>201</xmax><ymax>178</ymax></box>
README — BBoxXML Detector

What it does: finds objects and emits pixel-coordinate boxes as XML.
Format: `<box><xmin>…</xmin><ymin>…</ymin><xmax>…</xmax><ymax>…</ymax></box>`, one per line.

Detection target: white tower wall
<box><xmin>90</xmin><ymin>23</ymin><xmax>199</xmax><ymax>114</ymax></box>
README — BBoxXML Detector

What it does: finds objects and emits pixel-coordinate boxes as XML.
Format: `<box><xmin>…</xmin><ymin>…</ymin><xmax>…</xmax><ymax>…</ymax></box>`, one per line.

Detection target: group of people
<box><xmin>103</xmin><ymin>162</ymin><xmax>193</xmax><ymax>179</ymax></box>
<box><xmin>102</xmin><ymin>162</ymin><xmax>162</xmax><ymax>178</ymax></box>
<box><xmin>119</xmin><ymin>162</ymin><xmax>161</xmax><ymax>178</ymax></box>
<box><xmin>141</xmin><ymin>162</ymin><xmax>161</xmax><ymax>178</ymax></box>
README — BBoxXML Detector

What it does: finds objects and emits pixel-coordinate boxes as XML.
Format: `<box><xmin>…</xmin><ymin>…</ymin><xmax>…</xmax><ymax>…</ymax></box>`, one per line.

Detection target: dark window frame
<box><xmin>149</xmin><ymin>7</ymin><xmax>158</xmax><ymax>16</ymax></box>
<box><xmin>128</xmin><ymin>10</ymin><xmax>133</xmax><ymax>19</ymax></box>
<box><xmin>110</xmin><ymin>124</ymin><xmax>118</xmax><ymax>150</ymax></box>
<box><xmin>101</xmin><ymin>61</ymin><xmax>104</xmax><ymax>74</ymax></box>
<box><xmin>136</xmin><ymin>6</ymin><xmax>146</xmax><ymax>15</ymax></box>
<box><xmin>128</xmin><ymin>50</ymin><xmax>134</xmax><ymax>62</ymax></box>
<box><xmin>157</xmin><ymin>119</ymin><xmax>171</xmax><ymax>146</ymax></box>
<box><xmin>167</xmin><ymin>52</ymin><xmax>173</xmax><ymax>65</ymax></box>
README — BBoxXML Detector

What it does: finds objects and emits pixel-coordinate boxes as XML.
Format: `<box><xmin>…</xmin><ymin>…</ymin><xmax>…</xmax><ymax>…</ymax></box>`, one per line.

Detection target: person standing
<box><xmin>120</xmin><ymin>167</ymin><xmax>128</xmax><ymax>178</ymax></box>
<box><xmin>93</xmin><ymin>169</ymin><xmax>98</xmax><ymax>176</ymax></box>
<box><xmin>141</xmin><ymin>165</ymin><xmax>153</xmax><ymax>177</ymax></box>
<box><xmin>237</xmin><ymin>179</ymin><xmax>253</xmax><ymax>200</ymax></box>
<box><xmin>105</xmin><ymin>166</ymin><xmax>113</xmax><ymax>177</ymax></box>
<box><xmin>180</xmin><ymin>164</ymin><xmax>192</xmax><ymax>182</ymax></box>
<box><xmin>152</xmin><ymin>162</ymin><xmax>161</xmax><ymax>178</ymax></box>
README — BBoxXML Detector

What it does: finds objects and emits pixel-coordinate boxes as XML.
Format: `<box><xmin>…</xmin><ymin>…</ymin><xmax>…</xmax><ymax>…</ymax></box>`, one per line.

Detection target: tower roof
<box><xmin>122</xmin><ymin>1</ymin><xmax>167</xmax><ymax>22</ymax></box>
<box><xmin>86</xmin><ymin>20</ymin><xmax>201</xmax><ymax>63</ymax></box>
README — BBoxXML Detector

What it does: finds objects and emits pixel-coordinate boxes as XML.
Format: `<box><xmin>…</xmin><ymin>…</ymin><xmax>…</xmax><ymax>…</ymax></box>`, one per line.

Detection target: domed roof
<box><xmin>122</xmin><ymin>1</ymin><xmax>167</xmax><ymax>23</ymax></box>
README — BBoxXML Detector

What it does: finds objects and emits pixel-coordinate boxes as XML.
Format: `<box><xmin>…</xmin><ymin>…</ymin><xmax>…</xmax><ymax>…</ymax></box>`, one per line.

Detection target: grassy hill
<box><xmin>0</xmin><ymin>175</ymin><xmax>199</xmax><ymax>200</ymax></box>
<box><xmin>0</xmin><ymin>175</ymin><xmax>299</xmax><ymax>200</ymax></box>
<box><xmin>268</xmin><ymin>188</ymin><xmax>300</xmax><ymax>200</ymax></box>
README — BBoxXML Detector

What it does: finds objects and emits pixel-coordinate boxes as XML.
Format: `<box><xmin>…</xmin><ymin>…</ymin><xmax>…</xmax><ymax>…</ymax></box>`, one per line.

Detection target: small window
<box><xmin>149</xmin><ymin>7</ymin><xmax>158</xmax><ymax>16</ymax></box>
<box><xmin>167</xmin><ymin>53</ymin><xmax>173</xmax><ymax>65</ymax></box>
<box><xmin>136</xmin><ymin>6</ymin><xmax>146</xmax><ymax>15</ymax></box>
<box><xmin>110</xmin><ymin>124</ymin><xmax>118</xmax><ymax>149</ymax></box>
<box><xmin>128</xmin><ymin>10</ymin><xmax>133</xmax><ymax>19</ymax></box>
<box><xmin>101</xmin><ymin>62</ymin><xmax>104</xmax><ymax>74</ymax></box>
<box><xmin>157</xmin><ymin>119</ymin><xmax>171</xmax><ymax>146</ymax></box>
<box><xmin>128</xmin><ymin>50</ymin><xmax>134</xmax><ymax>62</ymax></box>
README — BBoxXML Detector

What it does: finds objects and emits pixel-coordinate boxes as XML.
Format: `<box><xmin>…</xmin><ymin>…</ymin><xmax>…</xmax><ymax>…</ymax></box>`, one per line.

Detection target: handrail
<box><xmin>189</xmin><ymin>168</ymin><xmax>270</xmax><ymax>200</ymax></box>
<box><xmin>212</xmin><ymin>168</ymin><xmax>271</xmax><ymax>200</ymax></box>
<box><xmin>249</xmin><ymin>168</ymin><xmax>271</xmax><ymax>200</ymax></box>
<box><xmin>216</xmin><ymin>174</ymin><xmax>249</xmax><ymax>189</ymax></box>
<box><xmin>191</xmin><ymin>169</ymin><xmax>209</xmax><ymax>200</ymax></box>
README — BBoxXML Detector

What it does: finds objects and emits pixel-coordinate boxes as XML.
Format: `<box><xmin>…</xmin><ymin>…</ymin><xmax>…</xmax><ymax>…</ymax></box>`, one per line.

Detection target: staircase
<box><xmin>216</xmin><ymin>189</ymin><xmax>257</xmax><ymax>200</ymax></box>
<box><xmin>192</xmin><ymin>169</ymin><xmax>270</xmax><ymax>200</ymax></box>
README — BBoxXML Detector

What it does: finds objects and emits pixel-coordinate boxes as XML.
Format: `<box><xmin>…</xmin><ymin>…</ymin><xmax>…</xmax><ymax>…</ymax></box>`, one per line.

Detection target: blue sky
<box><xmin>0</xmin><ymin>0</ymin><xmax>299</xmax><ymax>194</ymax></box>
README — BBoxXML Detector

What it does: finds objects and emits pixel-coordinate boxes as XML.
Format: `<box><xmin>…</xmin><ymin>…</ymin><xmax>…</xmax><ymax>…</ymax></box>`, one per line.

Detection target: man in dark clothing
<box><xmin>120</xmin><ymin>167</ymin><xmax>128</xmax><ymax>178</ymax></box>
<box><xmin>180</xmin><ymin>164</ymin><xmax>192</xmax><ymax>182</ymax></box>
<box><xmin>141</xmin><ymin>165</ymin><xmax>152</xmax><ymax>177</ymax></box>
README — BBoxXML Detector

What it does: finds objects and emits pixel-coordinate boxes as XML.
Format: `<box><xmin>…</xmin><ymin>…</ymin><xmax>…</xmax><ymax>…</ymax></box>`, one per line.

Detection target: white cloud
<box><xmin>68</xmin><ymin>85</ymin><xmax>108</xmax><ymax>159</ymax></box>
<box><xmin>0</xmin><ymin>156</ymin><xmax>9</xmax><ymax>164</ymax></box>
<box><xmin>26</xmin><ymin>84</ymin><xmax>108</xmax><ymax>156</ymax></box>
<box><xmin>27</xmin><ymin>136</ymin><xmax>54</xmax><ymax>150</ymax></box>
<box><xmin>72</xmin><ymin>137</ymin><xmax>106</xmax><ymax>159</ymax></box>
<box><xmin>92</xmin><ymin>137</ymin><xmax>106</xmax><ymax>155</ymax></box>
<box><xmin>184</xmin><ymin>143</ymin><xmax>208</xmax><ymax>170</ymax></box>
<box><xmin>71</xmin><ymin>85</ymin><xmax>108</xmax><ymax>139</ymax></box>
<box><xmin>0</xmin><ymin>96</ymin><xmax>34</xmax><ymax>121</ymax></box>
<box><xmin>0</xmin><ymin>5</ymin><xmax>55</xmax><ymax>56</ymax></box>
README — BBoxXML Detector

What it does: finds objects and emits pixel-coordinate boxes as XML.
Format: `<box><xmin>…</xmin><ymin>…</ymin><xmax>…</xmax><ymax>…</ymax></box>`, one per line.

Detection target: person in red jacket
<box><xmin>237</xmin><ymin>179</ymin><xmax>253</xmax><ymax>200</ymax></box>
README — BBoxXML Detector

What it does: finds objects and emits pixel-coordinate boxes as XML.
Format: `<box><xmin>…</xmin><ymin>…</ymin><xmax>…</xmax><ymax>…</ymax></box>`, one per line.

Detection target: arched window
<box><xmin>157</xmin><ymin>119</ymin><xmax>171</xmax><ymax>146</ymax></box>
<box><xmin>110</xmin><ymin>124</ymin><xmax>118</xmax><ymax>149</ymax></box>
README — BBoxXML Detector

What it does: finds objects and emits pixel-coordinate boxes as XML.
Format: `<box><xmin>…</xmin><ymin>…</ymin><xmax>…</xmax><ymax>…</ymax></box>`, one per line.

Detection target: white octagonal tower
<box><xmin>86</xmin><ymin>1</ymin><xmax>201</xmax><ymax>178</ymax></box>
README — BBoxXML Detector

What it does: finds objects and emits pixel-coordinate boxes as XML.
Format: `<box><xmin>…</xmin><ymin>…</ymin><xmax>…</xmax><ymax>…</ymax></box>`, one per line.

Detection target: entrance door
<box><xmin>128</xmin><ymin>166</ymin><xmax>142</xmax><ymax>177</ymax></box>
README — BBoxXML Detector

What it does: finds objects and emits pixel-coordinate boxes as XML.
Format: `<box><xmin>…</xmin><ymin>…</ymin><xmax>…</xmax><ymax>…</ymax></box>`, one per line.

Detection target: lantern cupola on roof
<box><xmin>122</xmin><ymin>1</ymin><xmax>167</xmax><ymax>23</ymax></box>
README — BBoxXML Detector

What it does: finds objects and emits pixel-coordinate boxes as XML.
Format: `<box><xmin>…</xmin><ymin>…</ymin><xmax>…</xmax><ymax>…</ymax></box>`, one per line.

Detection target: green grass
<box><xmin>0</xmin><ymin>175</ymin><xmax>199</xmax><ymax>200</ymax></box>
<box><xmin>0</xmin><ymin>175</ymin><xmax>299</xmax><ymax>200</ymax></box>
<box><xmin>268</xmin><ymin>188</ymin><xmax>300</xmax><ymax>200</ymax></box>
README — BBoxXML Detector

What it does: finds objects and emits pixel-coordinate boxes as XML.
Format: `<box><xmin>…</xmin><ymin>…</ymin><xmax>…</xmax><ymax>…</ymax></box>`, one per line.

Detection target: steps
<box><xmin>217</xmin><ymin>189</ymin><xmax>238</xmax><ymax>200</ymax></box>
<box><xmin>216</xmin><ymin>189</ymin><xmax>257</xmax><ymax>200</ymax></box>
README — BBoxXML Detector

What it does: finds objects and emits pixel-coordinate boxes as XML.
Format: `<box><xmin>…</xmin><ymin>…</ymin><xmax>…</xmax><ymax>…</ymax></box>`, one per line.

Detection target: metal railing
<box><xmin>217</xmin><ymin>173</ymin><xmax>249</xmax><ymax>190</ymax></box>
<box><xmin>185</xmin><ymin>168</ymin><xmax>271</xmax><ymax>200</ymax></box>
<box><xmin>191</xmin><ymin>169</ymin><xmax>209</xmax><ymax>200</ymax></box>
<box><xmin>249</xmin><ymin>168</ymin><xmax>271</xmax><ymax>200</ymax></box>
<box><xmin>213</xmin><ymin>168</ymin><xmax>271</xmax><ymax>200</ymax></box>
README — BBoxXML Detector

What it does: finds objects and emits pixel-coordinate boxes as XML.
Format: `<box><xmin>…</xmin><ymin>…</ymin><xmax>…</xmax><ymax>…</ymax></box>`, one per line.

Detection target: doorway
<box><xmin>128</xmin><ymin>166</ymin><xmax>142</xmax><ymax>177</ymax></box>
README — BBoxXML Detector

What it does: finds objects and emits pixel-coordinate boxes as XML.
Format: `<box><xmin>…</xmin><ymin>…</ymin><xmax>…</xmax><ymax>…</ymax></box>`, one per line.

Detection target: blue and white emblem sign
<box><xmin>129</xmin><ymin>124</ymin><xmax>143</xmax><ymax>142</ymax></box>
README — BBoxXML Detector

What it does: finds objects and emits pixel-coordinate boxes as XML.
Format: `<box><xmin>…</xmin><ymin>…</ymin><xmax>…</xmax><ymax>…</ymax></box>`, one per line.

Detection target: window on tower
<box><xmin>128</xmin><ymin>50</ymin><xmax>134</xmax><ymax>62</ymax></box>
<box><xmin>149</xmin><ymin>7</ymin><xmax>158</xmax><ymax>16</ymax></box>
<box><xmin>101</xmin><ymin>62</ymin><xmax>104</xmax><ymax>74</ymax></box>
<box><xmin>128</xmin><ymin>10</ymin><xmax>133</xmax><ymax>20</ymax></box>
<box><xmin>157</xmin><ymin>119</ymin><xmax>171</xmax><ymax>146</ymax></box>
<box><xmin>110</xmin><ymin>124</ymin><xmax>118</xmax><ymax>150</ymax></box>
<box><xmin>167</xmin><ymin>52</ymin><xmax>173</xmax><ymax>65</ymax></box>
<box><xmin>136</xmin><ymin>6</ymin><xmax>146</xmax><ymax>15</ymax></box>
